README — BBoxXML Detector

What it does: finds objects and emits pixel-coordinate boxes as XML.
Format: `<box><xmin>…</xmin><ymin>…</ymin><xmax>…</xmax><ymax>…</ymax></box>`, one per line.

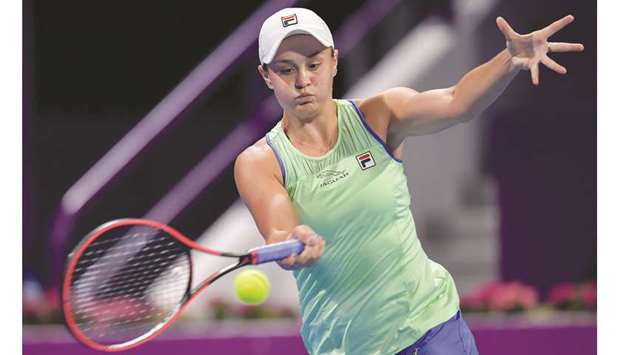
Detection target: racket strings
<box><xmin>71</xmin><ymin>250</ymin><xmax>179</xmax><ymax>298</ymax></box>
<box><xmin>68</xmin><ymin>226</ymin><xmax>191</xmax><ymax>344</ymax></box>
<box><xmin>71</xmin><ymin>273</ymin><xmax>164</xmax><ymax>309</ymax></box>
<box><xmin>75</xmin><ymin>234</ymin><xmax>175</xmax><ymax>272</ymax></box>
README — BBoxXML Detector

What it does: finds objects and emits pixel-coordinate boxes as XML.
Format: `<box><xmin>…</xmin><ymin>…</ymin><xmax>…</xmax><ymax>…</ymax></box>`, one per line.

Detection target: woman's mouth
<box><xmin>296</xmin><ymin>94</ymin><xmax>314</xmax><ymax>103</ymax></box>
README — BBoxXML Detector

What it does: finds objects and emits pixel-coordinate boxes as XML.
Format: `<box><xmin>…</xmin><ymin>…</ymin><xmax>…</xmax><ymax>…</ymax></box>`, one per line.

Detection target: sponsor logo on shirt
<box><xmin>317</xmin><ymin>169</ymin><xmax>349</xmax><ymax>188</ymax></box>
<box><xmin>356</xmin><ymin>151</ymin><xmax>376</xmax><ymax>170</ymax></box>
<box><xmin>281</xmin><ymin>14</ymin><xmax>298</xmax><ymax>27</ymax></box>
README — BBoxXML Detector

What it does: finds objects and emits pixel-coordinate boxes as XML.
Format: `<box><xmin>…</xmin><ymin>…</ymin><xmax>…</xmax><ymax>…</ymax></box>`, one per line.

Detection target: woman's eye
<box><xmin>279</xmin><ymin>68</ymin><xmax>293</xmax><ymax>74</ymax></box>
<box><xmin>309</xmin><ymin>63</ymin><xmax>320</xmax><ymax>70</ymax></box>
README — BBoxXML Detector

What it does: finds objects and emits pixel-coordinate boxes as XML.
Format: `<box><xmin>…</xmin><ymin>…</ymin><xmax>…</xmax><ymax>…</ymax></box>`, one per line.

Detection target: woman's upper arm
<box><xmin>233</xmin><ymin>143</ymin><xmax>298</xmax><ymax>244</ymax></box>
<box><xmin>360</xmin><ymin>87</ymin><xmax>461</xmax><ymax>145</ymax></box>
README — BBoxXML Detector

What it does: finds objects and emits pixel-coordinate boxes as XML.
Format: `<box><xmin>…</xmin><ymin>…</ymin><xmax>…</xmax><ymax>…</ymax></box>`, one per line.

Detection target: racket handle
<box><xmin>249</xmin><ymin>240</ymin><xmax>305</xmax><ymax>264</ymax></box>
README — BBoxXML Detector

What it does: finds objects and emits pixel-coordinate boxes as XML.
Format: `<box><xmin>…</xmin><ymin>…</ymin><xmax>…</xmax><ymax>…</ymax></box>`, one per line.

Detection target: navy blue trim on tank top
<box><xmin>347</xmin><ymin>99</ymin><xmax>403</xmax><ymax>163</ymax></box>
<box><xmin>265</xmin><ymin>133</ymin><xmax>288</xmax><ymax>185</ymax></box>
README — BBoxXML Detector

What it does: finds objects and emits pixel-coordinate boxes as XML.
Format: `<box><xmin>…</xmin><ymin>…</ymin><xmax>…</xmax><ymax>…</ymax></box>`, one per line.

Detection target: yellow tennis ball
<box><xmin>234</xmin><ymin>269</ymin><xmax>270</xmax><ymax>305</ymax></box>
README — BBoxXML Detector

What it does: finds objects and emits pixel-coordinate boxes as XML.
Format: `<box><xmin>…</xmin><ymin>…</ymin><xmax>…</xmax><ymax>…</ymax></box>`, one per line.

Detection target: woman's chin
<box><xmin>294</xmin><ymin>101</ymin><xmax>319</xmax><ymax>115</ymax></box>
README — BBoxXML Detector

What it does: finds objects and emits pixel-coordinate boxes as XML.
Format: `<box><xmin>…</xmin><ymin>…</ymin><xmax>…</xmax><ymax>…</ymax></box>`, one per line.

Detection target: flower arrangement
<box><xmin>23</xmin><ymin>287</ymin><xmax>64</xmax><ymax>324</ymax></box>
<box><xmin>208</xmin><ymin>297</ymin><xmax>298</xmax><ymax>320</ymax></box>
<box><xmin>460</xmin><ymin>280</ymin><xmax>597</xmax><ymax>313</ymax></box>
<box><xmin>23</xmin><ymin>280</ymin><xmax>597</xmax><ymax>324</ymax></box>
<box><xmin>460</xmin><ymin>281</ymin><xmax>539</xmax><ymax>313</ymax></box>
<box><xmin>547</xmin><ymin>281</ymin><xmax>596</xmax><ymax>311</ymax></box>
<box><xmin>22</xmin><ymin>286</ymin><xmax>299</xmax><ymax>325</ymax></box>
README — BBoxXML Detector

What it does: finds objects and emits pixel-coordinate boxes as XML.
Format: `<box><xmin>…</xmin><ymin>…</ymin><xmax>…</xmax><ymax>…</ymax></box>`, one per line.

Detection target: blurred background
<box><xmin>23</xmin><ymin>0</ymin><xmax>596</xmax><ymax>354</ymax></box>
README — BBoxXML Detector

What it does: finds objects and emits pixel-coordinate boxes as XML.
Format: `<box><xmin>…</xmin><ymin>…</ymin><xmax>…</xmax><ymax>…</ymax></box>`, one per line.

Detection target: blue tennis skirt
<box><xmin>395</xmin><ymin>310</ymin><xmax>479</xmax><ymax>355</ymax></box>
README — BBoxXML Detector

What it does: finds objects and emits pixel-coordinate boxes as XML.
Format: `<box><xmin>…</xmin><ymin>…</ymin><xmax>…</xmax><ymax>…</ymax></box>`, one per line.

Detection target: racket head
<box><xmin>62</xmin><ymin>219</ymin><xmax>194</xmax><ymax>352</ymax></box>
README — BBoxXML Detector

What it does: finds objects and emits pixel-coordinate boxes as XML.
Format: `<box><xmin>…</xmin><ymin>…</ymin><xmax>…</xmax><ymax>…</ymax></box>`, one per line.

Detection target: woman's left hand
<box><xmin>496</xmin><ymin>15</ymin><xmax>585</xmax><ymax>85</ymax></box>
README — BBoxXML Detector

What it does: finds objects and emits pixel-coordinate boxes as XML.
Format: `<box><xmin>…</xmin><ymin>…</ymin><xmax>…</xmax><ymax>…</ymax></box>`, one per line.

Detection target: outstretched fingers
<box><xmin>496</xmin><ymin>16</ymin><xmax>518</xmax><ymax>40</ymax></box>
<box><xmin>548</xmin><ymin>42</ymin><xmax>585</xmax><ymax>53</ymax></box>
<box><xmin>530</xmin><ymin>63</ymin><xmax>540</xmax><ymax>86</ymax></box>
<box><xmin>541</xmin><ymin>56</ymin><xmax>567</xmax><ymax>74</ymax></box>
<box><xmin>542</xmin><ymin>15</ymin><xmax>575</xmax><ymax>38</ymax></box>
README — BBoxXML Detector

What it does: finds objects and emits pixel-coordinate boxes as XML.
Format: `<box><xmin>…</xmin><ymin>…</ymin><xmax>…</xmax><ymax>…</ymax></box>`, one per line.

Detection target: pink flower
<box><xmin>461</xmin><ymin>280</ymin><xmax>540</xmax><ymax>312</ymax></box>
<box><xmin>547</xmin><ymin>282</ymin><xmax>578</xmax><ymax>306</ymax></box>
<box><xmin>460</xmin><ymin>294</ymin><xmax>485</xmax><ymax>310</ymax></box>
<box><xmin>477</xmin><ymin>281</ymin><xmax>503</xmax><ymax>300</ymax></box>
<box><xmin>580</xmin><ymin>282</ymin><xmax>597</xmax><ymax>309</ymax></box>
<box><xmin>44</xmin><ymin>288</ymin><xmax>60</xmax><ymax>309</ymax></box>
<box><xmin>488</xmin><ymin>282</ymin><xmax>520</xmax><ymax>311</ymax></box>
<box><xmin>519</xmin><ymin>285</ymin><xmax>539</xmax><ymax>309</ymax></box>
<box><xmin>461</xmin><ymin>281</ymin><xmax>501</xmax><ymax>311</ymax></box>
<box><xmin>466</xmin><ymin>281</ymin><xmax>539</xmax><ymax>311</ymax></box>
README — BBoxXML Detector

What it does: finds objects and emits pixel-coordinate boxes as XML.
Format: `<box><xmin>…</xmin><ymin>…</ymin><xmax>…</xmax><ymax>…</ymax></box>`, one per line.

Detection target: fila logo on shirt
<box><xmin>281</xmin><ymin>14</ymin><xmax>298</xmax><ymax>27</ymax></box>
<box><xmin>356</xmin><ymin>151</ymin><xmax>376</xmax><ymax>170</ymax></box>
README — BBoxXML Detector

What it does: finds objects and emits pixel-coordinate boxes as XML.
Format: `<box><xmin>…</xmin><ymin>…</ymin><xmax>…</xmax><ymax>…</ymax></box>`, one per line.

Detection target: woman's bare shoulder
<box><xmin>235</xmin><ymin>137</ymin><xmax>283</xmax><ymax>184</ymax></box>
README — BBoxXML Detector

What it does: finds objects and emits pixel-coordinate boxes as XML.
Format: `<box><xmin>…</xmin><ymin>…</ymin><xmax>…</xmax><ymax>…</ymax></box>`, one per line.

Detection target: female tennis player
<box><xmin>234</xmin><ymin>8</ymin><xmax>583</xmax><ymax>355</ymax></box>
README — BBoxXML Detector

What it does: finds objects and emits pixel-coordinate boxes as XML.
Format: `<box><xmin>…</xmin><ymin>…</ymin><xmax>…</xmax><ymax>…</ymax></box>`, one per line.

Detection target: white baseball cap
<box><xmin>258</xmin><ymin>8</ymin><xmax>334</xmax><ymax>64</ymax></box>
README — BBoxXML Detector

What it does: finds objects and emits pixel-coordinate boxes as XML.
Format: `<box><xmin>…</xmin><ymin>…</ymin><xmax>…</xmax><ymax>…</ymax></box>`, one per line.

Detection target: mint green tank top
<box><xmin>265</xmin><ymin>99</ymin><xmax>460</xmax><ymax>355</ymax></box>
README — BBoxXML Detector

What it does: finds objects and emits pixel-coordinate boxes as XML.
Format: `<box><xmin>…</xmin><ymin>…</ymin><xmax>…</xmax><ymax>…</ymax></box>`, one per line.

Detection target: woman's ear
<box><xmin>332</xmin><ymin>49</ymin><xmax>339</xmax><ymax>77</ymax></box>
<box><xmin>257</xmin><ymin>64</ymin><xmax>274</xmax><ymax>90</ymax></box>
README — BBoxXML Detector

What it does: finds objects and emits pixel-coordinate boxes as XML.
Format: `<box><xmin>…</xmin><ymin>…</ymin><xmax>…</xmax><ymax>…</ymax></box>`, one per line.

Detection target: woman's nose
<box><xmin>295</xmin><ymin>69</ymin><xmax>311</xmax><ymax>89</ymax></box>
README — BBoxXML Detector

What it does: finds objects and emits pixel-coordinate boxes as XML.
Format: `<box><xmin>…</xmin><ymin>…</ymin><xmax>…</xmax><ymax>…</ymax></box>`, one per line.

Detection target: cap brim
<box><xmin>262</xmin><ymin>28</ymin><xmax>333</xmax><ymax>64</ymax></box>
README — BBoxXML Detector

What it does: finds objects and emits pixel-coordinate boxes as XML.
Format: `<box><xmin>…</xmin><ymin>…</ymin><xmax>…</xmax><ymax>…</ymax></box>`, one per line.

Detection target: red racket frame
<box><xmin>62</xmin><ymin>218</ymin><xmax>256</xmax><ymax>352</ymax></box>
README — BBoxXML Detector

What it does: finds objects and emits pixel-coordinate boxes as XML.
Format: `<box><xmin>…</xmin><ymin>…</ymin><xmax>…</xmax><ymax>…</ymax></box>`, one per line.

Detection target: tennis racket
<box><xmin>61</xmin><ymin>218</ymin><xmax>304</xmax><ymax>352</ymax></box>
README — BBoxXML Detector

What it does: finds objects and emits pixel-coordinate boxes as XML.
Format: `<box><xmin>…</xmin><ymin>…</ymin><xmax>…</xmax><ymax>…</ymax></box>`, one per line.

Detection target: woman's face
<box><xmin>259</xmin><ymin>34</ymin><xmax>338</xmax><ymax>121</ymax></box>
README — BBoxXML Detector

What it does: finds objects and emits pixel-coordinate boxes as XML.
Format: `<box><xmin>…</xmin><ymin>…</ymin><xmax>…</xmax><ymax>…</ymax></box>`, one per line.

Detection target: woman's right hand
<box><xmin>277</xmin><ymin>225</ymin><xmax>325</xmax><ymax>270</ymax></box>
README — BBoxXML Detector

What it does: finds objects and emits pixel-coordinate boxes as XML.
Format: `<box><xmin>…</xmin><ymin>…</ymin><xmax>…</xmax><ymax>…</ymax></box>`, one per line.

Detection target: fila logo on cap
<box><xmin>281</xmin><ymin>14</ymin><xmax>298</xmax><ymax>27</ymax></box>
<box><xmin>356</xmin><ymin>151</ymin><xmax>376</xmax><ymax>170</ymax></box>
